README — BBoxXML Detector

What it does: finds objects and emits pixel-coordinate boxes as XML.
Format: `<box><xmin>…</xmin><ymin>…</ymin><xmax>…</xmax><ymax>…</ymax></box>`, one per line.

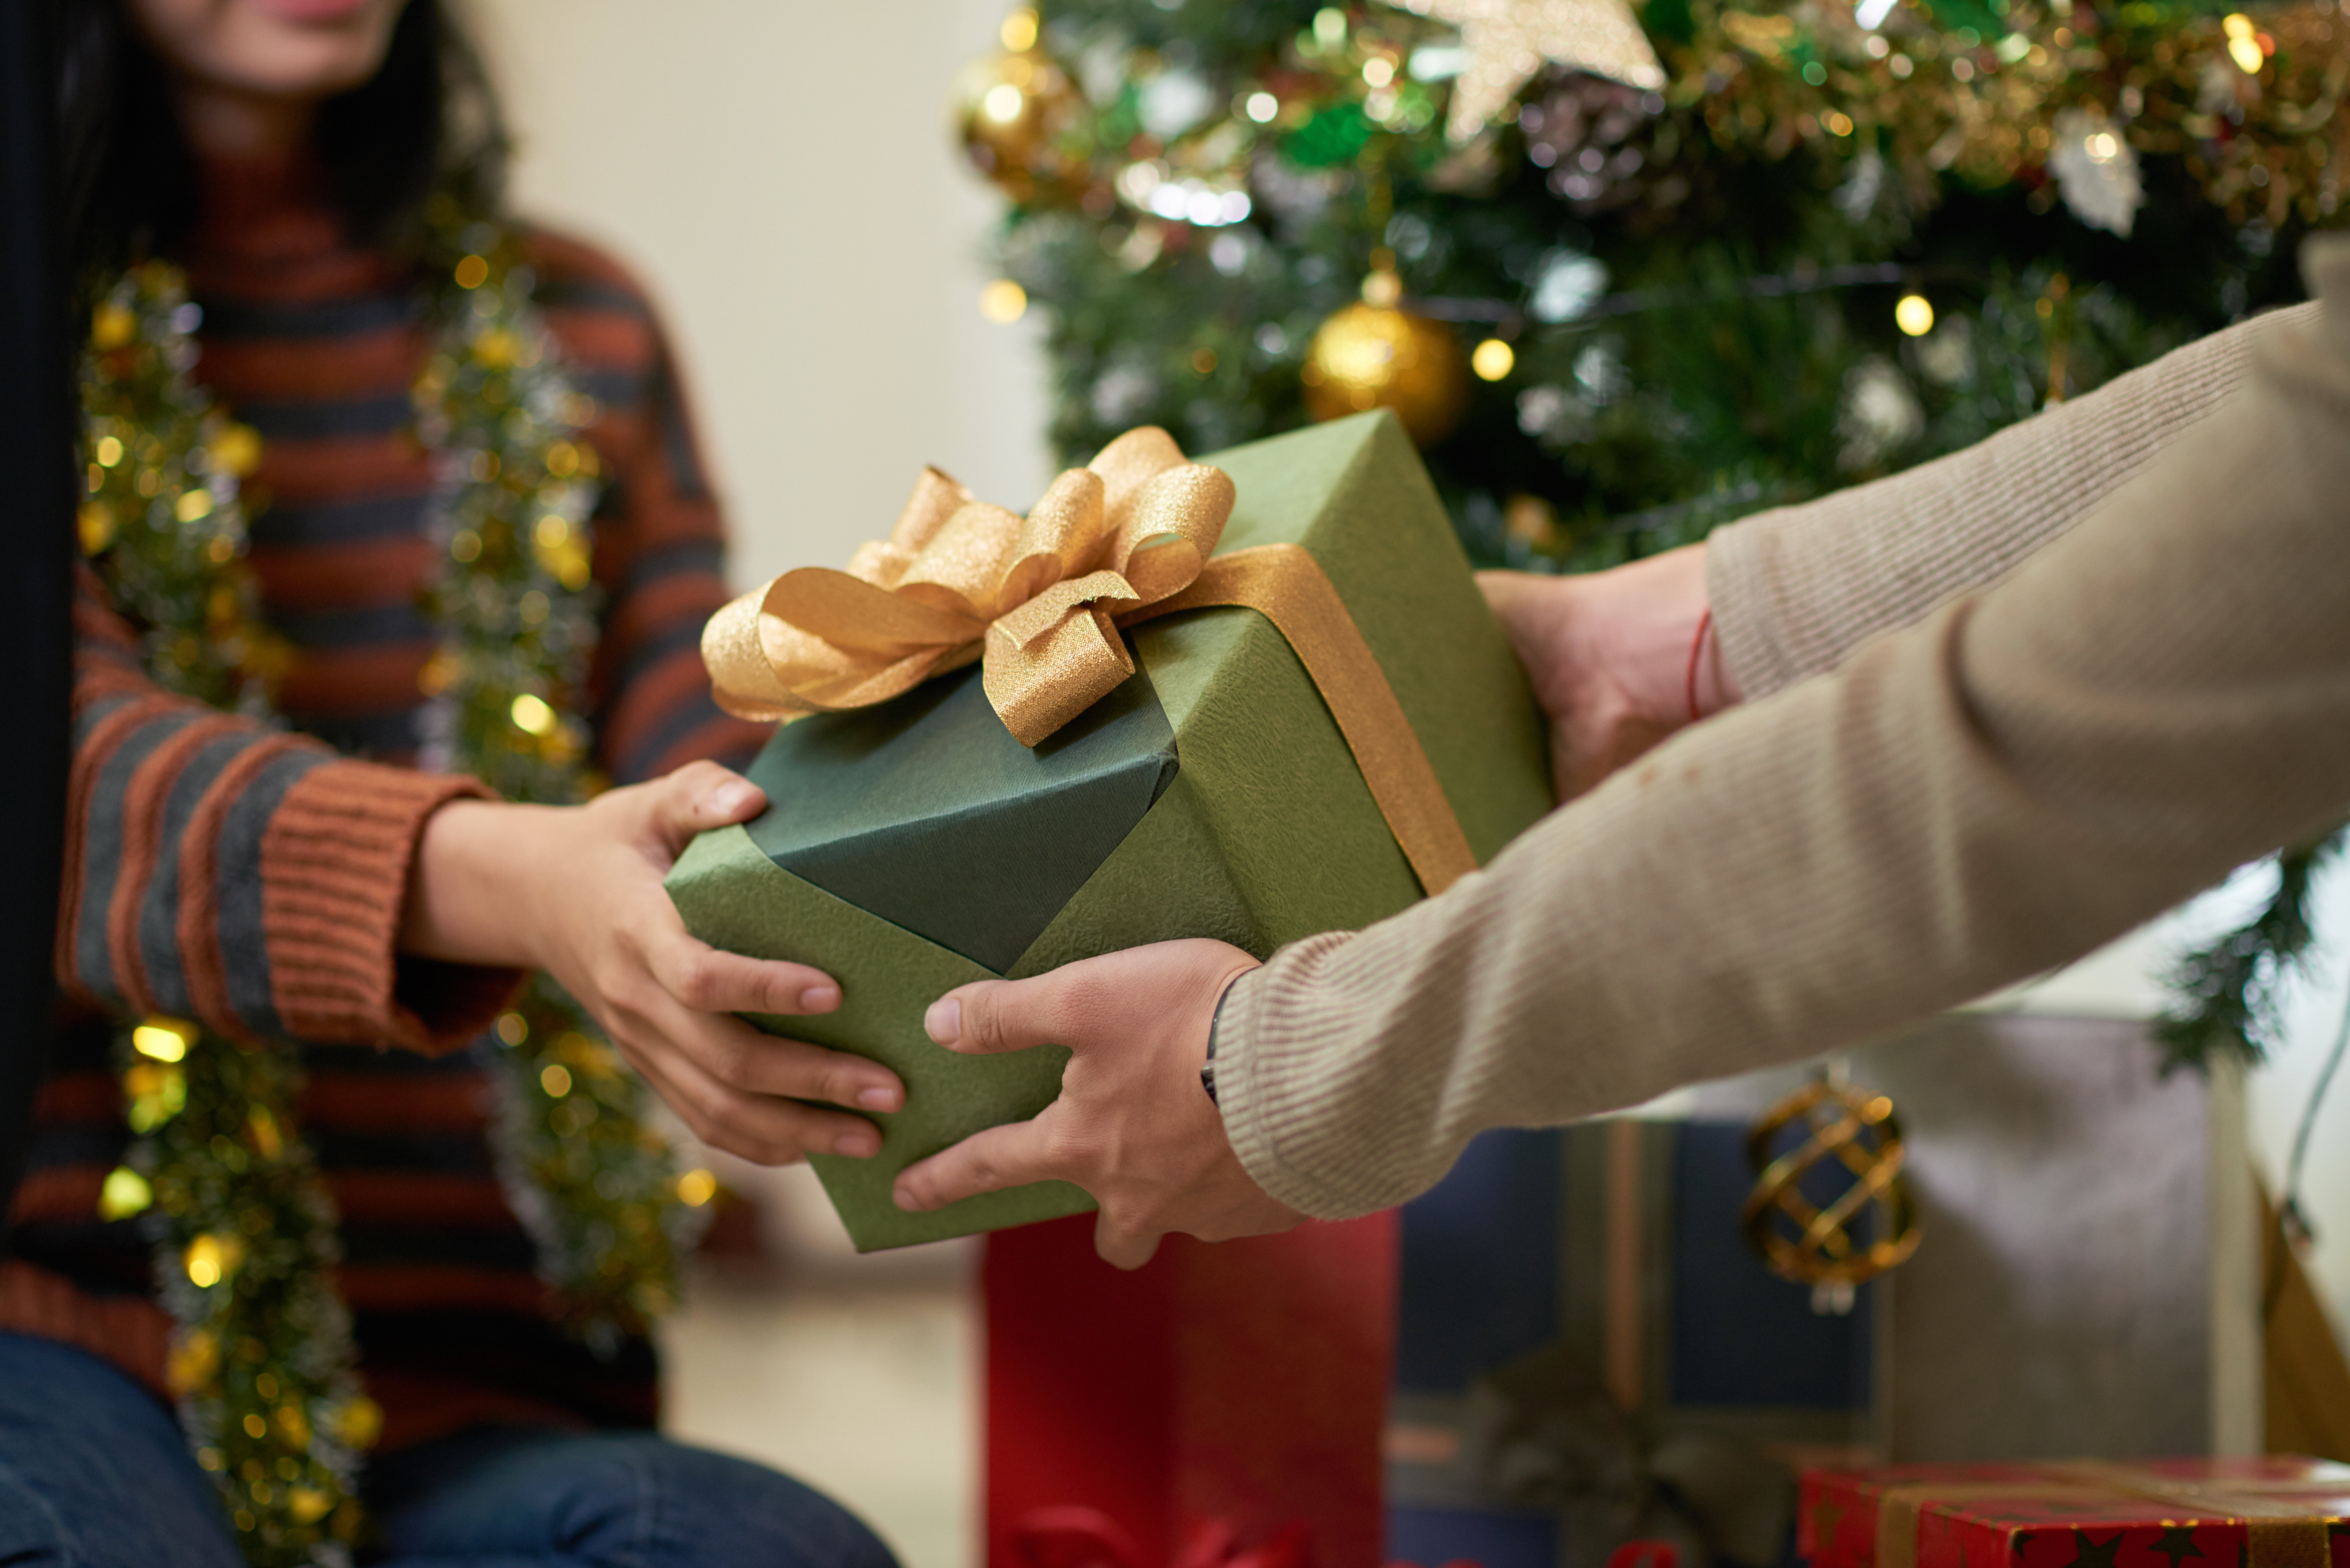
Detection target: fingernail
<box><xmin>924</xmin><ymin>998</ymin><xmax>960</xmax><ymax>1044</ymax></box>
<box><xmin>857</xmin><ymin>1085</ymin><xmax>900</xmax><ymax>1112</ymax></box>
<box><xmin>706</xmin><ymin>779</ymin><xmax>762</xmax><ymax>819</ymax></box>
<box><xmin>893</xmin><ymin>1182</ymin><xmax>927</xmax><ymax>1212</ymax></box>
<box><xmin>834</xmin><ymin>1130</ymin><xmax>879</xmax><ymax>1158</ymax></box>
<box><xmin>798</xmin><ymin>984</ymin><xmax>840</xmax><ymax>1013</ymax></box>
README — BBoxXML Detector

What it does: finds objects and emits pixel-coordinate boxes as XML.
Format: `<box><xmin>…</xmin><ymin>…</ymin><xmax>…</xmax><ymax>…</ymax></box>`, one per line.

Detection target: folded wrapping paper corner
<box><xmin>703</xmin><ymin>426</ymin><xmax>1236</xmax><ymax>747</ymax></box>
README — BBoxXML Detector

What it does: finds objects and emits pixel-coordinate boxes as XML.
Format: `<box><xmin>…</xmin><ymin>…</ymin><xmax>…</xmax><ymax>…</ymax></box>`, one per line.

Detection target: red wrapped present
<box><xmin>985</xmin><ymin>1213</ymin><xmax>1399</xmax><ymax>1568</ymax></box>
<box><xmin>1801</xmin><ymin>1458</ymin><xmax>2350</xmax><ymax>1568</ymax></box>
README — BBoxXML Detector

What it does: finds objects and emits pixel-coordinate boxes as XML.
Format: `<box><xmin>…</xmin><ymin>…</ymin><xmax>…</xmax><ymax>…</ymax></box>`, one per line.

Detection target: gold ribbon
<box><xmin>703</xmin><ymin>428</ymin><xmax>1233</xmax><ymax>747</ymax></box>
<box><xmin>1128</xmin><ymin>544</ymin><xmax>1476</xmax><ymax>897</ymax></box>
<box><xmin>1868</xmin><ymin>1464</ymin><xmax>2343</xmax><ymax>1568</ymax></box>
<box><xmin>701</xmin><ymin>430</ymin><xmax>1481</xmax><ymax>898</ymax></box>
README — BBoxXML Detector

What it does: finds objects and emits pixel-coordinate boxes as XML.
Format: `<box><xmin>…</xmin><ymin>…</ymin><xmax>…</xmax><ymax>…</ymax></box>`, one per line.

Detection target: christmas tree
<box><xmin>957</xmin><ymin>0</ymin><xmax>2347</xmax><ymax>1067</ymax></box>
<box><xmin>960</xmin><ymin>0</ymin><xmax>2342</xmax><ymax>573</ymax></box>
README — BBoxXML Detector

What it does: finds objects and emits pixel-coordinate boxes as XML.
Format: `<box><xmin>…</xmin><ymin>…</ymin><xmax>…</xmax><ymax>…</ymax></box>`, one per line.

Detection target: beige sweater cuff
<box><xmin>1215</xmin><ymin>945</ymin><xmax>1377</xmax><ymax>1219</ymax></box>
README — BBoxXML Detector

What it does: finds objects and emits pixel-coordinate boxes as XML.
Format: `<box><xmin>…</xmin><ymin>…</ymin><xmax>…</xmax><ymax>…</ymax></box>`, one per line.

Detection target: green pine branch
<box><xmin>2155</xmin><ymin>828</ymin><xmax>2348</xmax><ymax>1074</ymax></box>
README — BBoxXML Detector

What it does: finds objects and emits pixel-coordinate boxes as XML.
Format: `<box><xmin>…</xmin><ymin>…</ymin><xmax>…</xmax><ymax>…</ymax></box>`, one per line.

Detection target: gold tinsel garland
<box><xmin>80</xmin><ymin>229</ymin><xmax>708</xmax><ymax>1566</ymax></box>
<box><xmin>1664</xmin><ymin>0</ymin><xmax>2347</xmax><ymax>234</ymax></box>
<box><xmin>968</xmin><ymin>0</ymin><xmax>2343</xmax><ymax>253</ymax></box>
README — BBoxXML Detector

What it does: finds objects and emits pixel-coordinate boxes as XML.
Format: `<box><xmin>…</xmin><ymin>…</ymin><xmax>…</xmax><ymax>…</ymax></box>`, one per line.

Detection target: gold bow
<box><xmin>703</xmin><ymin>428</ymin><xmax>1234</xmax><ymax>747</ymax></box>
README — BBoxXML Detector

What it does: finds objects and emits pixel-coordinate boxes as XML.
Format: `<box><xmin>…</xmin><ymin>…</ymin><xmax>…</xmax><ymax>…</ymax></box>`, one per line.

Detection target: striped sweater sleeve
<box><xmin>60</xmin><ymin>564</ymin><xmax>521</xmax><ymax>1052</ymax></box>
<box><xmin>526</xmin><ymin>233</ymin><xmax>768</xmax><ymax>785</ymax></box>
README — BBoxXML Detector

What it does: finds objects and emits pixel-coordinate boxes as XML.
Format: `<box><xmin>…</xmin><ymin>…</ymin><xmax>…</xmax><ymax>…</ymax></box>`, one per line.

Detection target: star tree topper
<box><xmin>1397</xmin><ymin>0</ymin><xmax>1668</xmax><ymax>141</ymax></box>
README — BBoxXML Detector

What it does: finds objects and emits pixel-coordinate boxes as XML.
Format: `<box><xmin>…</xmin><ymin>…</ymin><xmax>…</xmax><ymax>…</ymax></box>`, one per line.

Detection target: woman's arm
<box><xmin>62</xmin><ymin>561</ymin><xmax>509</xmax><ymax>1050</ymax></box>
<box><xmin>66</xmin><ymin>562</ymin><xmax>899</xmax><ymax>1165</ymax></box>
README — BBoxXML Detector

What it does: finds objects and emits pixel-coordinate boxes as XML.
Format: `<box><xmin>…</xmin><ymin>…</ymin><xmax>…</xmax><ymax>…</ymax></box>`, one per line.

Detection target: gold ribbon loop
<box><xmin>703</xmin><ymin>426</ymin><xmax>1236</xmax><ymax>745</ymax></box>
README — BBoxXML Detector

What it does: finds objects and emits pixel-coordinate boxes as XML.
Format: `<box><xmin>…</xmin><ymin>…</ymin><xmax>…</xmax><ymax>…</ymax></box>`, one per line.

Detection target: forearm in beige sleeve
<box><xmin>1706</xmin><ymin>299</ymin><xmax>2316</xmax><ymax>699</ymax></box>
<box><xmin>1215</xmin><ymin>243</ymin><xmax>2350</xmax><ymax>1221</ymax></box>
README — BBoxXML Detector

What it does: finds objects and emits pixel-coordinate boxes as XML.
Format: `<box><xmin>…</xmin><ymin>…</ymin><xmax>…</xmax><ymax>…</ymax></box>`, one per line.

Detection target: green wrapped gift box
<box><xmin>664</xmin><ymin>411</ymin><xmax>1552</xmax><ymax>1249</ymax></box>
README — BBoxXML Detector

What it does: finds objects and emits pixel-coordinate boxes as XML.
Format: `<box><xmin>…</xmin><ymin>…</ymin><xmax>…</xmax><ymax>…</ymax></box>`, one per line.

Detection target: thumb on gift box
<box><xmin>895</xmin><ymin>940</ymin><xmax>1298</xmax><ymax>1264</ymax></box>
<box><xmin>920</xmin><ymin>940</ymin><xmax>1253</xmax><ymax>1060</ymax></box>
<box><xmin>645</xmin><ymin>760</ymin><xmax>770</xmax><ymax>854</ymax></box>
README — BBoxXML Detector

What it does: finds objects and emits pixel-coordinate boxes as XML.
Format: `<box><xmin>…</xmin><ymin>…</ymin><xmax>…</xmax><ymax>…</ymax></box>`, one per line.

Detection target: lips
<box><xmin>246</xmin><ymin>0</ymin><xmax>379</xmax><ymax>22</ymax></box>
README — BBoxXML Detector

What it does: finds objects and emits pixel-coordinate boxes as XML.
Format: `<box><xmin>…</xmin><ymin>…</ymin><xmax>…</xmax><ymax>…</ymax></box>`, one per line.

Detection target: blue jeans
<box><xmin>0</xmin><ymin>1333</ymin><xmax>899</xmax><ymax>1568</ymax></box>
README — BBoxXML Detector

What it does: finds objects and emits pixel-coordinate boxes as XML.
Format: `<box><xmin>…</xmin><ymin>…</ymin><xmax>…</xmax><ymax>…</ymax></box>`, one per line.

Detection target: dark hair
<box><xmin>55</xmin><ymin>0</ymin><xmax>507</xmax><ymax>290</ymax></box>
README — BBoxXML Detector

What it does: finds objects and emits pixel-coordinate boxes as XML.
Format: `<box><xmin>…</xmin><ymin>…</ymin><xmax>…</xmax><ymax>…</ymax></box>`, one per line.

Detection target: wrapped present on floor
<box><xmin>665</xmin><ymin>411</ymin><xmax>1552</xmax><ymax>1249</ymax></box>
<box><xmin>1384</xmin><ymin>1121</ymin><xmax>1881</xmax><ymax>1568</ymax></box>
<box><xmin>1800</xmin><ymin>1457</ymin><xmax>2350</xmax><ymax>1568</ymax></box>
<box><xmin>985</xmin><ymin>1212</ymin><xmax>1397</xmax><ymax>1568</ymax></box>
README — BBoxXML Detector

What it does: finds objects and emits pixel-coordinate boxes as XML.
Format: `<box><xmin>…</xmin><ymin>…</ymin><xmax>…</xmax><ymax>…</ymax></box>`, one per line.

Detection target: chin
<box><xmin>132</xmin><ymin>0</ymin><xmax>408</xmax><ymax>100</ymax></box>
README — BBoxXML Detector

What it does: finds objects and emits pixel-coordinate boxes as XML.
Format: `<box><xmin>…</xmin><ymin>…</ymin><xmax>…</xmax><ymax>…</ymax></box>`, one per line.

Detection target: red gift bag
<box><xmin>984</xmin><ymin>1212</ymin><xmax>1400</xmax><ymax>1568</ymax></box>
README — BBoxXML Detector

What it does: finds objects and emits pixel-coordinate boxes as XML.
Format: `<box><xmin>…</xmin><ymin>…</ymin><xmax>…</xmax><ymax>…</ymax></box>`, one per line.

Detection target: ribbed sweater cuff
<box><xmin>259</xmin><ymin>762</ymin><xmax>526</xmax><ymax>1053</ymax></box>
<box><xmin>1703</xmin><ymin>513</ymin><xmax>1803</xmax><ymax>702</ymax></box>
<box><xmin>1211</xmin><ymin>942</ymin><xmax>1382</xmax><ymax>1221</ymax></box>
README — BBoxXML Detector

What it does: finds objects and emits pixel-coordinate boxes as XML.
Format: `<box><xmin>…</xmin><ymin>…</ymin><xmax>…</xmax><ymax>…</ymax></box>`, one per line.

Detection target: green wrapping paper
<box><xmin>665</xmin><ymin>411</ymin><xmax>1553</xmax><ymax>1249</ymax></box>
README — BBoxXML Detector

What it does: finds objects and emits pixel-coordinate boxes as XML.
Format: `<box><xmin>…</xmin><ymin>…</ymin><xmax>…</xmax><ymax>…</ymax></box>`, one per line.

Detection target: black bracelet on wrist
<box><xmin>1200</xmin><ymin>994</ymin><xmax>1224</xmax><ymax>1105</ymax></box>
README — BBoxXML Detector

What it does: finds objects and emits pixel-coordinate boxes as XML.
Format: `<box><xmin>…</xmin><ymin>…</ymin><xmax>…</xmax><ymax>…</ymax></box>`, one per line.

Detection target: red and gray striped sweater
<box><xmin>6</xmin><ymin>154</ymin><xmax>766</xmax><ymax>1451</ymax></box>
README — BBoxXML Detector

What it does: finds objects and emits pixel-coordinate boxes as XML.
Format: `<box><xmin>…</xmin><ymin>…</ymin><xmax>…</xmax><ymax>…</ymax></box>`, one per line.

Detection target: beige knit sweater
<box><xmin>1215</xmin><ymin>239</ymin><xmax>2349</xmax><ymax>1221</ymax></box>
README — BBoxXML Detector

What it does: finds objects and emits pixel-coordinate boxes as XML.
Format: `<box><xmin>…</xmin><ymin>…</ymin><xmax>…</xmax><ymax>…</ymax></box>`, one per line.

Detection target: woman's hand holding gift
<box><xmin>402</xmin><ymin>761</ymin><xmax>904</xmax><ymax>1165</ymax></box>
<box><xmin>891</xmin><ymin>938</ymin><xmax>1302</xmax><ymax>1269</ymax></box>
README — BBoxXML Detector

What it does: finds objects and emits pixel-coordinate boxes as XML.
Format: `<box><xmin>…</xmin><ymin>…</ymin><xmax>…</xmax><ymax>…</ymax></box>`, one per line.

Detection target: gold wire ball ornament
<box><xmin>953</xmin><ymin>11</ymin><xmax>1086</xmax><ymax>205</ymax></box>
<box><xmin>1301</xmin><ymin>269</ymin><xmax>1470</xmax><ymax>447</ymax></box>
<box><xmin>1741</xmin><ymin>1069</ymin><xmax>1922</xmax><ymax>1313</ymax></box>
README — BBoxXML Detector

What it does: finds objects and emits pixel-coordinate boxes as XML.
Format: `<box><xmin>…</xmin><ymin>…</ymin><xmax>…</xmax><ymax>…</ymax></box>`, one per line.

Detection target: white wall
<box><xmin>475</xmin><ymin>0</ymin><xmax>1053</xmax><ymax>595</ymax></box>
<box><xmin>1981</xmin><ymin>867</ymin><xmax>2350</xmax><ymax>1343</ymax></box>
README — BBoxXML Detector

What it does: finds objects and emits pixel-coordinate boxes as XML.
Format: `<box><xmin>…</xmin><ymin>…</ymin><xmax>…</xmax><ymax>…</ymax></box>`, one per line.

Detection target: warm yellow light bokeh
<box><xmin>510</xmin><ymin>693</ymin><xmax>558</xmax><ymax>735</ymax></box>
<box><xmin>979</xmin><ymin>279</ymin><xmax>1028</xmax><ymax>323</ymax></box>
<box><xmin>1471</xmin><ymin>338</ymin><xmax>1515</xmax><ymax>381</ymax></box>
<box><xmin>99</xmin><ymin>1166</ymin><xmax>154</xmax><ymax>1220</ymax></box>
<box><xmin>134</xmin><ymin>1018</ymin><xmax>195</xmax><ymax>1062</ymax></box>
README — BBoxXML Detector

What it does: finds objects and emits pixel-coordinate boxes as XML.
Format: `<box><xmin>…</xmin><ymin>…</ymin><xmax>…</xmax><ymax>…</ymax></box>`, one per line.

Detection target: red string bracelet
<box><xmin>1685</xmin><ymin>607</ymin><xmax>1714</xmax><ymax>725</ymax></box>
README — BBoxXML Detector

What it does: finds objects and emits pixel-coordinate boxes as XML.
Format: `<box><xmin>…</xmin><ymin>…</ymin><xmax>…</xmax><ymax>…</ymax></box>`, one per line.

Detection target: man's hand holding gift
<box><xmin>893</xmin><ymin>939</ymin><xmax>1302</xmax><ymax>1269</ymax></box>
<box><xmin>887</xmin><ymin>547</ymin><xmax>1734</xmax><ymax>1265</ymax></box>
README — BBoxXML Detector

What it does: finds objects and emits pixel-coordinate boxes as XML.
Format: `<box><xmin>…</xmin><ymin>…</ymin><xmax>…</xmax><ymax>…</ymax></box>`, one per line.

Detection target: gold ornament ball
<box><xmin>953</xmin><ymin>47</ymin><xmax>1085</xmax><ymax>204</ymax></box>
<box><xmin>1300</xmin><ymin>301</ymin><xmax>1469</xmax><ymax>447</ymax></box>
